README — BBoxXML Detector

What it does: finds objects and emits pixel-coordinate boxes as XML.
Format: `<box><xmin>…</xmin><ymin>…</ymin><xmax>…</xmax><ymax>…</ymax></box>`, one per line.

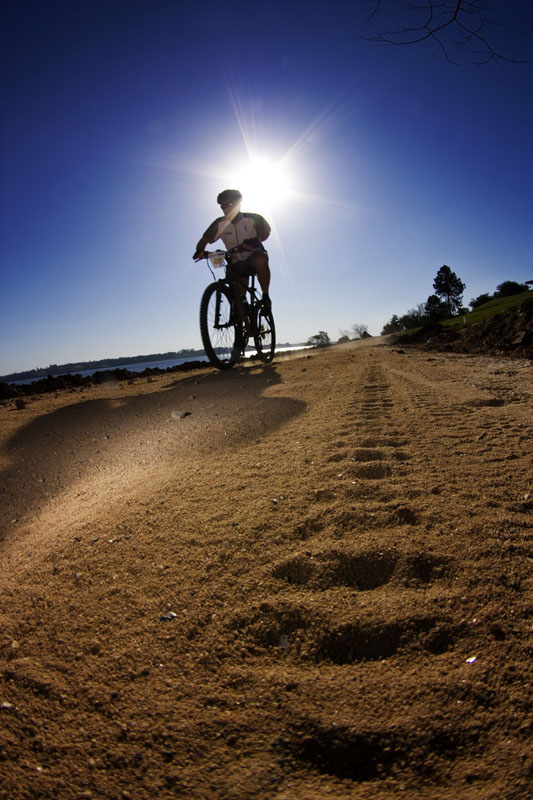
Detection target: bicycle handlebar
<box><xmin>194</xmin><ymin>245</ymin><xmax>254</xmax><ymax>262</ymax></box>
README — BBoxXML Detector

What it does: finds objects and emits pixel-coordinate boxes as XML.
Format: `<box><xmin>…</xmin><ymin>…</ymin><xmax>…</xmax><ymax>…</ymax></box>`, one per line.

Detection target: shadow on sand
<box><xmin>0</xmin><ymin>362</ymin><xmax>307</xmax><ymax>543</ymax></box>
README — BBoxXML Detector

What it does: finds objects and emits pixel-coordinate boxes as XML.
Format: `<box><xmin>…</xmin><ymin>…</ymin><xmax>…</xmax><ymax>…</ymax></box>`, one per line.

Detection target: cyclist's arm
<box><xmin>193</xmin><ymin>220</ymin><xmax>220</xmax><ymax>259</ymax></box>
<box><xmin>249</xmin><ymin>213</ymin><xmax>271</xmax><ymax>242</ymax></box>
<box><xmin>193</xmin><ymin>235</ymin><xmax>210</xmax><ymax>260</ymax></box>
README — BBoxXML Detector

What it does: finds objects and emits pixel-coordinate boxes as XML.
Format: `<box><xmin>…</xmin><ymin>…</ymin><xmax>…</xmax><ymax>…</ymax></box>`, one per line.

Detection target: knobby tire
<box><xmin>253</xmin><ymin>305</ymin><xmax>276</xmax><ymax>363</ymax></box>
<box><xmin>199</xmin><ymin>283</ymin><xmax>241</xmax><ymax>370</ymax></box>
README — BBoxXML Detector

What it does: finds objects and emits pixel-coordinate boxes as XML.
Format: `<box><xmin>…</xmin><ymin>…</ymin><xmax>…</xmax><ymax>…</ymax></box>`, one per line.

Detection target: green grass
<box><xmin>442</xmin><ymin>291</ymin><xmax>531</xmax><ymax>330</ymax></box>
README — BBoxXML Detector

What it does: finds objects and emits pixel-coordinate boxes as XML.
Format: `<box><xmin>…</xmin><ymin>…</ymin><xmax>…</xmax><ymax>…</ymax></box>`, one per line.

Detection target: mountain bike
<box><xmin>197</xmin><ymin>250</ymin><xmax>276</xmax><ymax>370</ymax></box>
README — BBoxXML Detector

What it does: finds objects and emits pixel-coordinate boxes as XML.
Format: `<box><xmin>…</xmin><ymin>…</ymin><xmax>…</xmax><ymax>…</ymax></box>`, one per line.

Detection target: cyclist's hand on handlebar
<box><xmin>193</xmin><ymin>250</ymin><xmax>206</xmax><ymax>261</ymax></box>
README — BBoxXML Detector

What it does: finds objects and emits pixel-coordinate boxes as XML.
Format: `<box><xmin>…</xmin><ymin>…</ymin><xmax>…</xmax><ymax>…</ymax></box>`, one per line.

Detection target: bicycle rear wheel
<box><xmin>200</xmin><ymin>283</ymin><xmax>241</xmax><ymax>369</ymax></box>
<box><xmin>254</xmin><ymin>305</ymin><xmax>276</xmax><ymax>363</ymax></box>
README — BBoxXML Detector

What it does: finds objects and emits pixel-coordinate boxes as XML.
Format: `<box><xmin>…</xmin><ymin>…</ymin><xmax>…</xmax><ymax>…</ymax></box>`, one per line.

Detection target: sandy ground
<box><xmin>0</xmin><ymin>340</ymin><xmax>532</xmax><ymax>800</ymax></box>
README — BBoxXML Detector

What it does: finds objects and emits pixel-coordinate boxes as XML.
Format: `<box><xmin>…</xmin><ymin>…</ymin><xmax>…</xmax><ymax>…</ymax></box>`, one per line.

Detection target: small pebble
<box><xmin>171</xmin><ymin>410</ymin><xmax>191</xmax><ymax>420</ymax></box>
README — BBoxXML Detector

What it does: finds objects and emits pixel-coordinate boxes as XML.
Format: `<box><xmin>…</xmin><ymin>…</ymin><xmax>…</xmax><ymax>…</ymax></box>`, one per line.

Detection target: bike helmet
<box><xmin>217</xmin><ymin>189</ymin><xmax>242</xmax><ymax>206</ymax></box>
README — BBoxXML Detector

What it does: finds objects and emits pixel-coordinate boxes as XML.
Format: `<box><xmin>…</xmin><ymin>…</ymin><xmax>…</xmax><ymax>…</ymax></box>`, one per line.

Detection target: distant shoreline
<box><xmin>0</xmin><ymin>350</ymin><xmax>208</xmax><ymax>384</ymax></box>
<box><xmin>1</xmin><ymin>345</ymin><xmax>304</xmax><ymax>385</ymax></box>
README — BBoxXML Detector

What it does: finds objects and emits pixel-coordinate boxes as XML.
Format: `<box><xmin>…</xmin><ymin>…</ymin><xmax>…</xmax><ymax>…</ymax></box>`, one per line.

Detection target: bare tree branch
<box><xmin>361</xmin><ymin>0</ymin><xmax>533</xmax><ymax>64</ymax></box>
<box><xmin>364</xmin><ymin>0</ymin><xmax>383</xmax><ymax>24</ymax></box>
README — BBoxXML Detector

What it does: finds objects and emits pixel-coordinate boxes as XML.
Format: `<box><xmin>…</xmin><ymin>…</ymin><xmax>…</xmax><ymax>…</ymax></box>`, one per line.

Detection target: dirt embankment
<box><xmin>1</xmin><ymin>342</ymin><xmax>532</xmax><ymax>799</ymax></box>
<box><xmin>399</xmin><ymin>296</ymin><xmax>533</xmax><ymax>359</ymax></box>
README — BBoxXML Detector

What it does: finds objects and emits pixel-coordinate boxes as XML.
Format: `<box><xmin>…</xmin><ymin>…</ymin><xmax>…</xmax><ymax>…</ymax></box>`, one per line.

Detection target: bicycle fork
<box><xmin>214</xmin><ymin>286</ymin><xmax>234</xmax><ymax>331</ymax></box>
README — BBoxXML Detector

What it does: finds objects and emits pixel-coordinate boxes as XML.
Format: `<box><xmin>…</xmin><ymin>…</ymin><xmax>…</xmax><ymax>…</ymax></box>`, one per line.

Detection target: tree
<box><xmin>433</xmin><ymin>265</ymin><xmax>465</xmax><ymax>317</ymax></box>
<box><xmin>494</xmin><ymin>280</ymin><xmax>530</xmax><ymax>298</ymax></box>
<box><xmin>352</xmin><ymin>323</ymin><xmax>369</xmax><ymax>339</ymax></box>
<box><xmin>337</xmin><ymin>328</ymin><xmax>351</xmax><ymax>343</ymax></box>
<box><xmin>381</xmin><ymin>314</ymin><xmax>402</xmax><ymax>334</ymax></box>
<box><xmin>424</xmin><ymin>294</ymin><xmax>448</xmax><ymax>322</ymax></box>
<box><xmin>361</xmin><ymin>1</ymin><xmax>533</xmax><ymax>65</ymax></box>
<box><xmin>381</xmin><ymin>304</ymin><xmax>427</xmax><ymax>334</ymax></box>
<box><xmin>469</xmin><ymin>292</ymin><xmax>492</xmax><ymax>309</ymax></box>
<box><xmin>307</xmin><ymin>331</ymin><xmax>331</xmax><ymax>347</ymax></box>
<box><xmin>401</xmin><ymin>303</ymin><xmax>428</xmax><ymax>328</ymax></box>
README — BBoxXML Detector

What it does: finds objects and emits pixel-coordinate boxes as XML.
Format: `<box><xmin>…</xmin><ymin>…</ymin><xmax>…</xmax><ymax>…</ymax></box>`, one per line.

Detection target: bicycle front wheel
<box><xmin>200</xmin><ymin>283</ymin><xmax>241</xmax><ymax>369</ymax></box>
<box><xmin>254</xmin><ymin>305</ymin><xmax>276</xmax><ymax>363</ymax></box>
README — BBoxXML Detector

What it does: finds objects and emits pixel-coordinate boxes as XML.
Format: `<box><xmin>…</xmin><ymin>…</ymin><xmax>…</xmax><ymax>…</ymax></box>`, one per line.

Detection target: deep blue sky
<box><xmin>1</xmin><ymin>0</ymin><xmax>532</xmax><ymax>374</ymax></box>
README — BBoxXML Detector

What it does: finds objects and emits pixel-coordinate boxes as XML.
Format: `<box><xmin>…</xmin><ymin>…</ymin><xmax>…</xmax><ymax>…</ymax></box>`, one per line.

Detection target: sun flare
<box><xmin>231</xmin><ymin>156</ymin><xmax>292</xmax><ymax>212</ymax></box>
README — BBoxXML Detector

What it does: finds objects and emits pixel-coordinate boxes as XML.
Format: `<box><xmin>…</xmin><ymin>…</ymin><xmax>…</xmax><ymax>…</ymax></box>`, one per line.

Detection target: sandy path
<box><xmin>1</xmin><ymin>342</ymin><xmax>531</xmax><ymax>799</ymax></box>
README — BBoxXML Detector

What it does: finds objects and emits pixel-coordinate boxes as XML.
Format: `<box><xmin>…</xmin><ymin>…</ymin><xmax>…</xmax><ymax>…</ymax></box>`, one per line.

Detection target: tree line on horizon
<box><xmin>0</xmin><ymin>348</ymin><xmax>206</xmax><ymax>383</ymax></box>
<box><xmin>307</xmin><ymin>321</ymin><xmax>370</xmax><ymax>348</ymax></box>
<box><xmin>381</xmin><ymin>268</ymin><xmax>530</xmax><ymax>335</ymax></box>
<box><xmin>2</xmin><ymin>338</ymin><xmax>303</xmax><ymax>384</ymax></box>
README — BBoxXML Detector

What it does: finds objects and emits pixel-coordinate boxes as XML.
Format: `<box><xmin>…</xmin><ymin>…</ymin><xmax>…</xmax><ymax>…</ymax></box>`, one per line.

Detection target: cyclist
<box><xmin>193</xmin><ymin>189</ymin><xmax>272</xmax><ymax>312</ymax></box>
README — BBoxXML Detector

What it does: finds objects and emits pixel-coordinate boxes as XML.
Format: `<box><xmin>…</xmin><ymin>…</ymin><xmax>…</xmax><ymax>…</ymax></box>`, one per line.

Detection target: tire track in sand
<box><xmin>223</xmin><ymin>356</ymin><xmax>468</xmax><ymax>786</ymax></box>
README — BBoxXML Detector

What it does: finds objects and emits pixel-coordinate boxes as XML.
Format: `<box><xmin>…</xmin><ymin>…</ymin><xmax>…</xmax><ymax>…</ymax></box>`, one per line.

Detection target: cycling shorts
<box><xmin>228</xmin><ymin>252</ymin><xmax>268</xmax><ymax>280</ymax></box>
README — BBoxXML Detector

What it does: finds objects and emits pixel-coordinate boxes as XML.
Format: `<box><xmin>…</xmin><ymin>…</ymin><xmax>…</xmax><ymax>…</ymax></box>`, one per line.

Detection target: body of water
<box><xmin>8</xmin><ymin>346</ymin><xmax>309</xmax><ymax>386</ymax></box>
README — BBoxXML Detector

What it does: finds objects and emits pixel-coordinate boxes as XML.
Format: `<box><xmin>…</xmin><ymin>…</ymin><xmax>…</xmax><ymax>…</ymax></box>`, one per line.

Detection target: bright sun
<box><xmin>232</xmin><ymin>156</ymin><xmax>292</xmax><ymax>211</ymax></box>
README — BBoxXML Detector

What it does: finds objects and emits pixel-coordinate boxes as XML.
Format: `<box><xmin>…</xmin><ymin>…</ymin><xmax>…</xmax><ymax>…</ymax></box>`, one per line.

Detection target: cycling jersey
<box><xmin>202</xmin><ymin>212</ymin><xmax>270</xmax><ymax>262</ymax></box>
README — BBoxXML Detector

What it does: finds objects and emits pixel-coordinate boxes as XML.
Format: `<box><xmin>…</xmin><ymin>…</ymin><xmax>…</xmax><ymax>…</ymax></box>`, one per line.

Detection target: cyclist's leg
<box><xmin>233</xmin><ymin>277</ymin><xmax>248</xmax><ymax>324</ymax></box>
<box><xmin>228</xmin><ymin>261</ymin><xmax>252</xmax><ymax>319</ymax></box>
<box><xmin>248</xmin><ymin>251</ymin><xmax>270</xmax><ymax>294</ymax></box>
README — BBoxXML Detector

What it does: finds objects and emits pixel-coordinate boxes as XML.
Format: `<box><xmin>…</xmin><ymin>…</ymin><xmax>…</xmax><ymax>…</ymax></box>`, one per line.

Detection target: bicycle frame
<box><xmin>198</xmin><ymin>249</ymin><xmax>275</xmax><ymax>368</ymax></box>
<box><xmin>205</xmin><ymin>250</ymin><xmax>261</xmax><ymax>339</ymax></box>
